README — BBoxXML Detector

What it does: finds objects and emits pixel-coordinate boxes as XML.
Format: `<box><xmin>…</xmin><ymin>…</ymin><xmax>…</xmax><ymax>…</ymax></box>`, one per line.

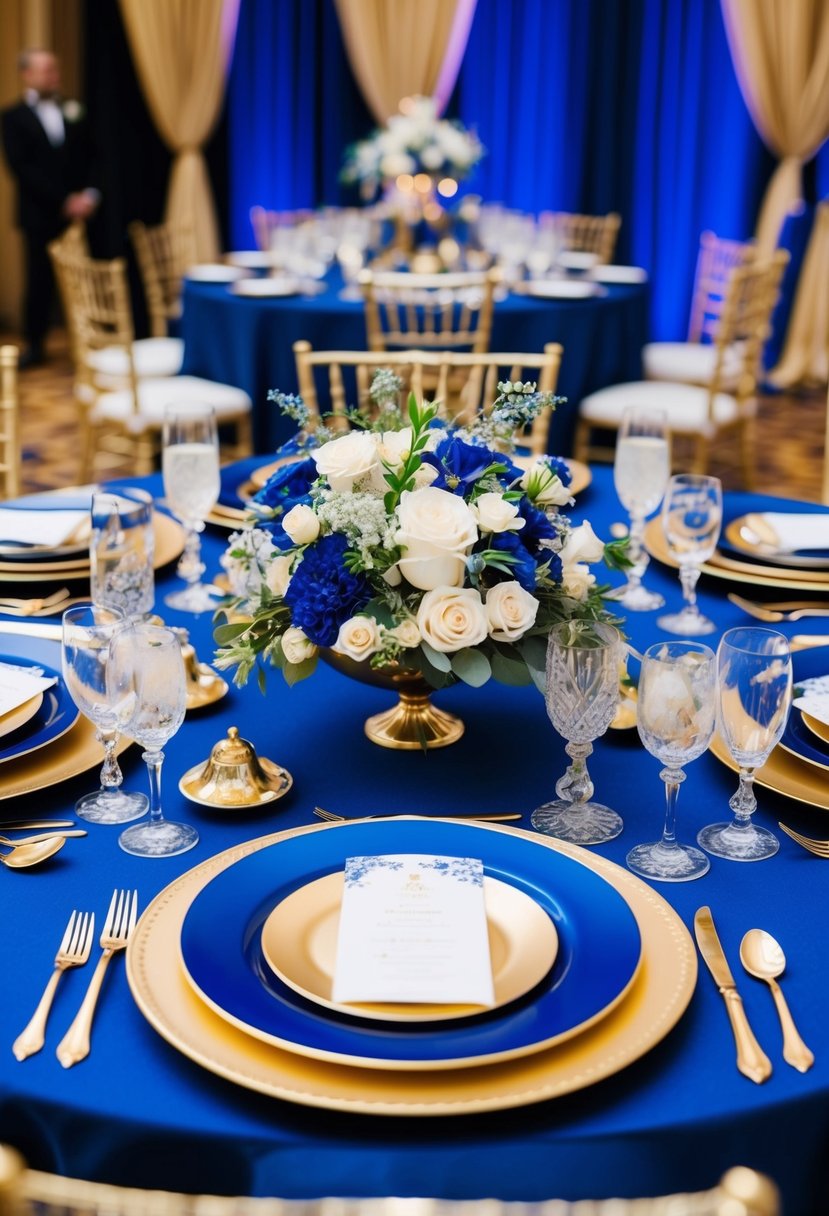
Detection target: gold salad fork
<box><xmin>13</xmin><ymin>910</ymin><xmax>95</xmax><ymax>1061</ymax></box>
<box><xmin>778</xmin><ymin>822</ymin><xmax>829</xmax><ymax>858</ymax></box>
<box><xmin>56</xmin><ymin>890</ymin><xmax>138</xmax><ymax>1069</ymax></box>
<box><xmin>727</xmin><ymin>593</ymin><xmax>829</xmax><ymax>623</ymax></box>
<box><xmin>313</xmin><ymin>805</ymin><xmax>522</xmax><ymax>824</ymax></box>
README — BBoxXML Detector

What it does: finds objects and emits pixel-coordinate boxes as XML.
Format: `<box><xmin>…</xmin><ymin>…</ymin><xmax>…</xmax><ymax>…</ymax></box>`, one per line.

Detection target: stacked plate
<box><xmin>127</xmin><ymin>818</ymin><xmax>697</xmax><ymax>1115</ymax></box>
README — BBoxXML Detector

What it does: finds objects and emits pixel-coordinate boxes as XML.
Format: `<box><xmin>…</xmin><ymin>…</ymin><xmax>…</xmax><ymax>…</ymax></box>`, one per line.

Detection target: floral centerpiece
<box><xmin>215</xmin><ymin>373</ymin><xmax>626</xmax><ymax>749</ymax></box>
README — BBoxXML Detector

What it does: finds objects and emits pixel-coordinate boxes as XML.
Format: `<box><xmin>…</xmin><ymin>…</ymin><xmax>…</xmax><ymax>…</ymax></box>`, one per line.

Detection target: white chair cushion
<box><xmin>579</xmin><ymin>380</ymin><xmax>751</xmax><ymax>439</ymax></box>
<box><xmin>86</xmin><ymin>338</ymin><xmax>184</xmax><ymax>383</ymax></box>
<box><xmin>91</xmin><ymin>376</ymin><xmax>252</xmax><ymax>434</ymax></box>
<box><xmin>642</xmin><ymin>341</ymin><xmax>743</xmax><ymax>387</ymax></box>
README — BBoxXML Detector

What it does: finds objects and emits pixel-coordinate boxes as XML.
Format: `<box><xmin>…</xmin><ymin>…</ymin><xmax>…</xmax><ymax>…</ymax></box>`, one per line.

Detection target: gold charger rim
<box><xmin>259</xmin><ymin>871</ymin><xmax>559</xmax><ymax>1024</ymax></box>
<box><xmin>126</xmin><ymin>821</ymin><xmax>697</xmax><ymax>1114</ymax></box>
<box><xmin>0</xmin><ymin>713</ymin><xmax>130</xmax><ymax>801</ymax></box>
<box><xmin>709</xmin><ymin>732</ymin><xmax>829</xmax><ymax>811</ymax></box>
<box><xmin>0</xmin><ymin>691</ymin><xmax>43</xmax><ymax>740</ymax></box>
<box><xmin>723</xmin><ymin>516</ymin><xmax>829</xmax><ymax>570</ymax></box>
<box><xmin>802</xmin><ymin>711</ymin><xmax>829</xmax><ymax>748</ymax></box>
<box><xmin>0</xmin><ymin>511</ymin><xmax>186</xmax><ymax>581</ymax></box>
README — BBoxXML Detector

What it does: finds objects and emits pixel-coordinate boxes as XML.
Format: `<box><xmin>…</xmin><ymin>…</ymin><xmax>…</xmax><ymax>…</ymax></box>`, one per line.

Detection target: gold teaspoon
<box><xmin>0</xmin><ymin>837</ymin><xmax>66</xmax><ymax>869</ymax></box>
<box><xmin>740</xmin><ymin>929</ymin><xmax>814</xmax><ymax>1073</ymax></box>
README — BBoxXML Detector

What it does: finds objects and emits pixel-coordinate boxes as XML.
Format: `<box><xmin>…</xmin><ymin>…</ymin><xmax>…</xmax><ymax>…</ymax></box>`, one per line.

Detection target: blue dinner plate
<box><xmin>0</xmin><ymin>650</ymin><xmax>77</xmax><ymax>764</ymax></box>
<box><xmin>783</xmin><ymin>647</ymin><xmax>829</xmax><ymax>770</ymax></box>
<box><xmin>719</xmin><ymin>492</ymin><xmax>829</xmax><ymax>564</ymax></box>
<box><xmin>180</xmin><ymin>818</ymin><xmax>642</xmax><ymax>1069</ymax></box>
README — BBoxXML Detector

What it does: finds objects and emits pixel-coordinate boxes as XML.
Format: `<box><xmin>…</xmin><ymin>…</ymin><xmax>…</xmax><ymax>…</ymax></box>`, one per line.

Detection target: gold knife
<box><xmin>694</xmin><ymin>906</ymin><xmax>772</xmax><ymax>1084</ymax></box>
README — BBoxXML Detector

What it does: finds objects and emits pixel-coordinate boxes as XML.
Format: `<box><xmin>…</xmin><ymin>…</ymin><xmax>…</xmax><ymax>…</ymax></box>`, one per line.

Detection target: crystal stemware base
<box><xmin>164</xmin><ymin>582</ymin><xmax>222</xmax><ymax>614</ymax></box>
<box><xmin>697</xmin><ymin>820</ymin><xmax>779</xmax><ymax>861</ymax></box>
<box><xmin>531</xmin><ymin>800</ymin><xmax>623</xmax><ymax>845</ymax></box>
<box><xmin>74</xmin><ymin>788</ymin><xmax>148</xmax><ymax>825</ymax></box>
<box><xmin>657</xmin><ymin>606</ymin><xmax>716</xmax><ymax>636</ymax></box>
<box><xmin>609</xmin><ymin>583</ymin><xmax>665</xmax><ymax>612</ymax></box>
<box><xmin>626</xmin><ymin>839</ymin><xmax>710</xmax><ymax>881</ymax></box>
<box><xmin>118</xmin><ymin>819</ymin><xmax>199</xmax><ymax>858</ymax></box>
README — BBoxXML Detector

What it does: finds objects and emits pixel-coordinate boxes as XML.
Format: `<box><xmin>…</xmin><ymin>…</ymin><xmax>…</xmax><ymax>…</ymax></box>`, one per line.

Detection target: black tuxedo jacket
<box><xmin>1</xmin><ymin>100</ymin><xmax>96</xmax><ymax>235</ymax></box>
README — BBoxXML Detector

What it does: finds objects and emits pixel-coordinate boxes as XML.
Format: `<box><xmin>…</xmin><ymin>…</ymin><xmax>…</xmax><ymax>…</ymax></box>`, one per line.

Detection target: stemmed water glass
<box><xmin>610</xmin><ymin>407</ymin><xmax>669</xmax><ymax>610</ymax></box>
<box><xmin>89</xmin><ymin>488</ymin><xmax>155</xmax><ymax>619</ymax></box>
<box><xmin>531</xmin><ymin>621</ymin><xmax>625</xmax><ymax>845</ymax></box>
<box><xmin>61</xmin><ymin>604</ymin><xmax>148</xmax><ymax>824</ymax></box>
<box><xmin>162</xmin><ymin>404</ymin><xmax>221</xmax><ymax>614</ymax></box>
<box><xmin>698</xmin><ymin>627</ymin><xmax>792</xmax><ymax>862</ymax></box>
<box><xmin>626</xmin><ymin>641</ymin><xmax>716</xmax><ymax>881</ymax></box>
<box><xmin>113</xmin><ymin>623</ymin><xmax>198</xmax><ymax>857</ymax></box>
<box><xmin>658</xmin><ymin>473</ymin><xmax>722</xmax><ymax>635</ymax></box>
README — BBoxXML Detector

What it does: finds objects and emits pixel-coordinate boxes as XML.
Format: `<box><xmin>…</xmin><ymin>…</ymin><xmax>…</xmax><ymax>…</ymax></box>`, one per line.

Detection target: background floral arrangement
<box><xmin>341</xmin><ymin>95</ymin><xmax>484</xmax><ymax>193</ymax></box>
<box><xmin>215</xmin><ymin>372</ymin><xmax>626</xmax><ymax>696</ymax></box>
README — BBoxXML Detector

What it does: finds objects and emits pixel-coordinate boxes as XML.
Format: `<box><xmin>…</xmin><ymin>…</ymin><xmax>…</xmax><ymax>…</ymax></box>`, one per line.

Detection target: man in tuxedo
<box><xmin>1</xmin><ymin>49</ymin><xmax>99</xmax><ymax>368</ymax></box>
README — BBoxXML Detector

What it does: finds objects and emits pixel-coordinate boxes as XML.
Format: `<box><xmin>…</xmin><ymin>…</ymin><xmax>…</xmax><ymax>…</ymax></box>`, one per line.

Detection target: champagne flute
<box><xmin>162</xmin><ymin>404</ymin><xmax>221</xmax><ymax>613</ymax></box>
<box><xmin>114</xmin><ymin>624</ymin><xmax>199</xmax><ymax>858</ymax></box>
<box><xmin>657</xmin><ymin>473</ymin><xmax>722</xmax><ymax>635</ymax></box>
<box><xmin>610</xmin><ymin>408</ymin><xmax>669</xmax><ymax>610</ymax></box>
<box><xmin>698</xmin><ymin>627</ymin><xmax>791</xmax><ymax>862</ymax></box>
<box><xmin>90</xmin><ymin>488</ymin><xmax>155</xmax><ymax>619</ymax></box>
<box><xmin>61</xmin><ymin>604</ymin><xmax>148</xmax><ymax>824</ymax></box>
<box><xmin>626</xmin><ymin>641</ymin><xmax>716</xmax><ymax>881</ymax></box>
<box><xmin>531</xmin><ymin>621</ymin><xmax>624</xmax><ymax>845</ymax></box>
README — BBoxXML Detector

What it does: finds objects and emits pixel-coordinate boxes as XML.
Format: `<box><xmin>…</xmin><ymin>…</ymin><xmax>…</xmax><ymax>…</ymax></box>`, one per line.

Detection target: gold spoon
<box><xmin>0</xmin><ymin>837</ymin><xmax>66</xmax><ymax>869</ymax></box>
<box><xmin>0</xmin><ymin>830</ymin><xmax>86</xmax><ymax>847</ymax></box>
<box><xmin>740</xmin><ymin>929</ymin><xmax>814</xmax><ymax>1073</ymax></box>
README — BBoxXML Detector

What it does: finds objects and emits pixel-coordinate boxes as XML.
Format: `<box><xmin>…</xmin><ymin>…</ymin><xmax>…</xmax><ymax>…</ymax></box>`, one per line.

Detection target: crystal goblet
<box><xmin>89</xmin><ymin>487</ymin><xmax>155</xmax><ymax>620</ymax></box>
<box><xmin>162</xmin><ymin>404</ymin><xmax>221</xmax><ymax>614</ymax></box>
<box><xmin>657</xmin><ymin>473</ymin><xmax>722</xmax><ymax>635</ymax></box>
<box><xmin>609</xmin><ymin>407</ymin><xmax>669</xmax><ymax>611</ymax></box>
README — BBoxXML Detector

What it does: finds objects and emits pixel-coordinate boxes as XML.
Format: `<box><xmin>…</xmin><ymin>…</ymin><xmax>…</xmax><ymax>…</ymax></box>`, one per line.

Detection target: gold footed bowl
<box><xmin>321</xmin><ymin>650</ymin><xmax>463</xmax><ymax>750</ymax></box>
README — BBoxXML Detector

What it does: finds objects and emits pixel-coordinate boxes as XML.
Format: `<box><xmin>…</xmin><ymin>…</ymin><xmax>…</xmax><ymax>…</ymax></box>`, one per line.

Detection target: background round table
<box><xmin>180</xmin><ymin>275</ymin><xmax>649</xmax><ymax>454</ymax></box>
<box><xmin>1</xmin><ymin>464</ymin><xmax>828</xmax><ymax>1211</ymax></box>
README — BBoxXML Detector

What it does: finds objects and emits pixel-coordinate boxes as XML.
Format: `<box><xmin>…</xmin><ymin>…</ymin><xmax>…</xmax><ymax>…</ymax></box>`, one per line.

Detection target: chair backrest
<box><xmin>359</xmin><ymin>269</ymin><xmax>499</xmax><ymax>355</ymax></box>
<box><xmin>687</xmin><ymin>231</ymin><xmax>757</xmax><ymax>344</ymax></box>
<box><xmin>0</xmin><ymin>346</ymin><xmax>21</xmax><ymax>501</ymax></box>
<box><xmin>709</xmin><ymin>250</ymin><xmax>789</xmax><ymax>403</ymax></box>
<box><xmin>293</xmin><ymin>341</ymin><xmax>562</xmax><ymax>455</ymax></box>
<box><xmin>51</xmin><ymin>221</ymin><xmax>89</xmax><ymax>257</ymax></box>
<box><xmin>538</xmin><ymin>211</ymin><xmax>621</xmax><ymax>264</ymax></box>
<box><xmin>129</xmin><ymin>221</ymin><xmax>198</xmax><ymax>338</ymax></box>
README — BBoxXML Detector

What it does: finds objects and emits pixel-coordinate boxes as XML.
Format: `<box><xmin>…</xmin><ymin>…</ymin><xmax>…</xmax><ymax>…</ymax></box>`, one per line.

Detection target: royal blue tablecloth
<box><xmin>2</xmin><ymin>464</ymin><xmax>829</xmax><ymax>1212</ymax></box>
<box><xmin>180</xmin><ymin>277</ymin><xmax>648</xmax><ymax>455</ymax></box>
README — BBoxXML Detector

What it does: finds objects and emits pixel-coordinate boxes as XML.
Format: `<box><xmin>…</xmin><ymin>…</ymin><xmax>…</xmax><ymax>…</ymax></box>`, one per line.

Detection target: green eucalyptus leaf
<box><xmin>490</xmin><ymin>648</ymin><xmax>532</xmax><ymax>686</ymax></box>
<box><xmin>420</xmin><ymin>640</ymin><xmax>452</xmax><ymax>672</ymax></box>
<box><xmin>451</xmin><ymin>647</ymin><xmax>492</xmax><ymax>687</ymax></box>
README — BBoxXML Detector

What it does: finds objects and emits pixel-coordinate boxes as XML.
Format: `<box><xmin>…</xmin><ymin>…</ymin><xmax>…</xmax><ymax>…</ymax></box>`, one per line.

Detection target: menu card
<box><xmin>794</xmin><ymin>674</ymin><xmax>829</xmax><ymax>727</ymax></box>
<box><xmin>332</xmin><ymin>854</ymin><xmax>495</xmax><ymax>1006</ymax></box>
<box><xmin>0</xmin><ymin>662</ymin><xmax>56</xmax><ymax>717</ymax></box>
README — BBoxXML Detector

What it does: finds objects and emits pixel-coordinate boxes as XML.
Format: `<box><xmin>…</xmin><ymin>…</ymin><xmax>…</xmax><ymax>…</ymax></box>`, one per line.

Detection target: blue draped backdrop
<box><xmin>228</xmin><ymin>0</ymin><xmax>827</xmax><ymax>342</ymax></box>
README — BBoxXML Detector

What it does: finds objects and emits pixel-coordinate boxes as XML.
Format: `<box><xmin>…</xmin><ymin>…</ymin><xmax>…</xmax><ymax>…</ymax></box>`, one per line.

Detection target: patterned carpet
<box><xmin>6</xmin><ymin>331</ymin><xmax>827</xmax><ymax>503</ymax></box>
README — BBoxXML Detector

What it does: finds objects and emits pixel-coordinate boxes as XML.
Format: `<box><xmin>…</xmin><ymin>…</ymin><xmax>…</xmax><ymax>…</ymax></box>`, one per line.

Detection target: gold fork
<box><xmin>727</xmin><ymin>593</ymin><xmax>829</xmax><ymax>623</ymax></box>
<box><xmin>778</xmin><ymin>822</ymin><xmax>829</xmax><ymax>858</ymax></box>
<box><xmin>56</xmin><ymin>890</ymin><xmax>138</xmax><ymax>1068</ymax></box>
<box><xmin>13</xmin><ymin>910</ymin><xmax>95</xmax><ymax>1061</ymax></box>
<box><xmin>313</xmin><ymin>805</ymin><xmax>522</xmax><ymax>824</ymax></box>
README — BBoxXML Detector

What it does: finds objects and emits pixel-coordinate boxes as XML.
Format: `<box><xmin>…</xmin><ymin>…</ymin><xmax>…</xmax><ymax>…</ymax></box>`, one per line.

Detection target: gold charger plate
<box><xmin>724</xmin><ymin>515</ymin><xmax>829</xmax><ymax>570</ymax></box>
<box><xmin>709</xmin><ymin>732</ymin><xmax>829</xmax><ymax>812</ymax></box>
<box><xmin>802</xmin><ymin>712</ymin><xmax>829</xmax><ymax>747</ymax></box>
<box><xmin>126</xmin><ymin>822</ymin><xmax>696</xmax><ymax>1115</ymax></box>
<box><xmin>0</xmin><ymin>512</ymin><xmax>186</xmax><ymax>583</ymax></box>
<box><xmin>0</xmin><ymin>714</ymin><xmax>129</xmax><ymax>801</ymax></box>
<box><xmin>0</xmin><ymin>692</ymin><xmax>43</xmax><ymax>740</ymax></box>
<box><xmin>643</xmin><ymin>519</ymin><xmax>829</xmax><ymax>593</ymax></box>
<box><xmin>260</xmin><ymin>871</ymin><xmax>559</xmax><ymax>1024</ymax></box>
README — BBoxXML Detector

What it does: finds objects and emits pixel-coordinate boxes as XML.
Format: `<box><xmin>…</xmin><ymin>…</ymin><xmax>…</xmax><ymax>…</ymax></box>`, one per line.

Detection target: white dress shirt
<box><xmin>24</xmin><ymin>88</ymin><xmax>65</xmax><ymax>146</ymax></box>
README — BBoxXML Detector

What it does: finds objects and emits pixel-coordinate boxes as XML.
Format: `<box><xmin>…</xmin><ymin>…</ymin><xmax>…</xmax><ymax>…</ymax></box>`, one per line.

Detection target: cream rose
<box><xmin>378</xmin><ymin>428</ymin><xmax>413</xmax><ymax>467</ymax></box>
<box><xmin>281</xmin><ymin>626</ymin><xmax>317</xmax><ymax>664</ymax></box>
<box><xmin>396</xmin><ymin>486</ymin><xmax>478</xmax><ymax>591</ymax></box>
<box><xmin>412</xmin><ymin>463</ymin><xmax>439</xmax><ymax>489</ymax></box>
<box><xmin>266</xmin><ymin>554</ymin><xmax>294</xmax><ymax>597</ymax></box>
<box><xmin>560</xmin><ymin>563</ymin><xmax>596</xmax><ymax>602</ymax></box>
<box><xmin>313</xmin><ymin>431</ymin><xmax>380</xmax><ymax>492</ymax></box>
<box><xmin>416</xmin><ymin>586</ymin><xmax>488</xmax><ymax>653</ymax></box>
<box><xmin>336</xmin><ymin>616</ymin><xmax>381</xmax><ymax>662</ymax></box>
<box><xmin>520</xmin><ymin>458</ymin><xmax>572</xmax><ymax>507</ymax></box>
<box><xmin>389</xmin><ymin>617</ymin><xmax>421</xmax><ymax>648</ymax></box>
<box><xmin>485</xmin><ymin>581</ymin><xmax>538</xmax><ymax>642</ymax></box>
<box><xmin>559</xmin><ymin>521</ymin><xmax>605</xmax><ymax>565</ymax></box>
<box><xmin>472</xmin><ymin>492</ymin><xmax>525</xmax><ymax>534</ymax></box>
<box><xmin>281</xmin><ymin>503</ymin><xmax>320</xmax><ymax>545</ymax></box>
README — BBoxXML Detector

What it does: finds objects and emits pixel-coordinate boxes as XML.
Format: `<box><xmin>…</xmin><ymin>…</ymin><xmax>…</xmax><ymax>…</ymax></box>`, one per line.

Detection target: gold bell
<box><xmin>178</xmin><ymin>727</ymin><xmax>293</xmax><ymax>809</ymax></box>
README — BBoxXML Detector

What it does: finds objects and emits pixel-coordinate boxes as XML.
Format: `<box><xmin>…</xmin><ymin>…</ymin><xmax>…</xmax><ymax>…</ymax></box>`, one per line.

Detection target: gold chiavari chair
<box><xmin>48</xmin><ymin>245</ymin><xmax>252</xmax><ymax>478</ymax></box>
<box><xmin>129</xmin><ymin>220</ymin><xmax>198</xmax><ymax>339</ymax></box>
<box><xmin>575</xmin><ymin>251</ymin><xmax>789</xmax><ymax>487</ymax></box>
<box><xmin>0</xmin><ymin>346</ymin><xmax>21</xmax><ymax>501</ymax></box>
<box><xmin>643</xmin><ymin>231</ymin><xmax>758</xmax><ymax>386</ymax></box>
<box><xmin>0</xmin><ymin>1146</ymin><xmax>780</xmax><ymax>1216</ymax></box>
<box><xmin>293</xmin><ymin>341</ymin><xmax>562</xmax><ymax>456</ymax></box>
<box><xmin>538</xmin><ymin>211</ymin><xmax>622</xmax><ymax>264</ymax></box>
<box><xmin>359</xmin><ymin>269</ymin><xmax>499</xmax><ymax>357</ymax></box>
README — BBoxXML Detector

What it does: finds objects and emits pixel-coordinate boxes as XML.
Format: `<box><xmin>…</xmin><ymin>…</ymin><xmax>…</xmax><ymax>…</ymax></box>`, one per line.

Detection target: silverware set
<box><xmin>728</xmin><ymin>593</ymin><xmax>829</xmax><ymax>623</ymax></box>
<box><xmin>13</xmin><ymin>889</ymin><xmax>138</xmax><ymax>1067</ymax></box>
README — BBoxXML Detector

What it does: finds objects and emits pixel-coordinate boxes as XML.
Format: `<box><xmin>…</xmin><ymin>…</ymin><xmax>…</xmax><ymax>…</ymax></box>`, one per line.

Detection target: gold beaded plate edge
<box><xmin>709</xmin><ymin>732</ymin><xmax>829</xmax><ymax>811</ymax></box>
<box><xmin>126</xmin><ymin>821</ymin><xmax>697</xmax><ymax>1116</ymax></box>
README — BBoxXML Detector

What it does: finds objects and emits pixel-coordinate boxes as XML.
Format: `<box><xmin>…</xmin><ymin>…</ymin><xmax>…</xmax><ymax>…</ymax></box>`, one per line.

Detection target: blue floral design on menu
<box><xmin>344</xmin><ymin>855</ymin><xmax>483</xmax><ymax>888</ymax></box>
<box><xmin>344</xmin><ymin>856</ymin><xmax>406</xmax><ymax>888</ymax></box>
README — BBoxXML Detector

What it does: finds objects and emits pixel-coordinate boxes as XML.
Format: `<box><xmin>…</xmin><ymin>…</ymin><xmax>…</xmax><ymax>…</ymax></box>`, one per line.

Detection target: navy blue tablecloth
<box><xmin>2</xmin><ymin>464</ymin><xmax>829</xmax><ymax>1212</ymax></box>
<box><xmin>180</xmin><ymin>277</ymin><xmax>648</xmax><ymax>455</ymax></box>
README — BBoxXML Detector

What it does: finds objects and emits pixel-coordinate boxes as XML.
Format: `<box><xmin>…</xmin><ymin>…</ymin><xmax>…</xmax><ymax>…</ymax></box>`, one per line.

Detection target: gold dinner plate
<box><xmin>0</xmin><ymin>713</ymin><xmax>129</xmax><ymax>801</ymax></box>
<box><xmin>709</xmin><ymin>732</ymin><xmax>829</xmax><ymax>812</ymax></box>
<box><xmin>724</xmin><ymin>514</ymin><xmax>829</xmax><ymax>570</ymax></box>
<box><xmin>0</xmin><ymin>692</ymin><xmax>43</xmax><ymax>740</ymax></box>
<box><xmin>0</xmin><ymin>512</ymin><xmax>186</xmax><ymax>583</ymax></box>
<box><xmin>126</xmin><ymin>823</ymin><xmax>696</xmax><ymax>1115</ymax></box>
<box><xmin>643</xmin><ymin>518</ymin><xmax>829</xmax><ymax>593</ymax></box>
<box><xmin>802</xmin><ymin>712</ymin><xmax>829</xmax><ymax>748</ymax></box>
<box><xmin>259</xmin><ymin>871</ymin><xmax>559</xmax><ymax>1024</ymax></box>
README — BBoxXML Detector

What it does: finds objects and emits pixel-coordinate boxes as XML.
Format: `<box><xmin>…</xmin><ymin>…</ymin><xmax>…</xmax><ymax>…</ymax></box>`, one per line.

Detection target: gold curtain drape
<box><xmin>334</xmin><ymin>0</ymin><xmax>477</xmax><ymax>122</ymax></box>
<box><xmin>769</xmin><ymin>202</ymin><xmax>829</xmax><ymax>389</ymax></box>
<box><xmin>118</xmin><ymin>0</ymin><xmax>240</xmax><ymax>261</ymax></box>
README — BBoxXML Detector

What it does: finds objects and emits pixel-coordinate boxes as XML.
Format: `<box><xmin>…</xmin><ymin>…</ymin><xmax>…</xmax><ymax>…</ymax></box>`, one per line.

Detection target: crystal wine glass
<box><xmin>113</xmin><ymin>623</ymin><xmax>199</xmax><ymax>858</ymax></box>
<box><xmin>61</xmin><ymin>604</ymin><xmax>148</xmax><ymax>824</ymax></box>
<box><xmin>698</xmin><ymin>627</ymin><xmax>792</xmax><ymax>862</ymax></box>
<box><xmin>626</xmin><ymin>641</ymin><xmax>716</xmax><ymax>881</ymax></box>
<box><xmin>657</xmin><ymin>473</ymin><xmax>722</xmax><ymax>635</ymax></box>
<box><xmin>531</xmin><ymin>620</ymin><xmax>625</xmax><ymax>845</ymax></box>
<box><xmin>90</xmin><ymin>487</ymin><xmax>155</xmax><ymax>619</ymax></box>
<box><xmin>162</xmin><ymin>404</ymin><xmax>221</xmax><ymax>614</ymax></box>
<box><xmin>610</xmin><ymin>407</ymin><xmax>669</xmax><ymax>610</ymax></box>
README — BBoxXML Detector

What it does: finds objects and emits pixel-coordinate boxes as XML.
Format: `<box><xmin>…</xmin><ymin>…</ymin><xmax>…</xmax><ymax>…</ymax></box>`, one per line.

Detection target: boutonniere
<box><xmin>62</xmin><ymin>100</ymin><xmax>84</xmax><ymax>122</ymax></box>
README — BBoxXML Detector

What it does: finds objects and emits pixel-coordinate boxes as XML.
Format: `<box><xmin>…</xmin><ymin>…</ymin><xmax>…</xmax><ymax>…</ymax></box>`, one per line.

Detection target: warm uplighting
<box><xmin>395</xmin><ymin>173</ymin><xmax>414</xmax><ymax>193</ymax></box>
<box><xmin>414</xmin><ymin>173</ymin><xmax>433</xmax><ymax>194</ymax></box>
<box><xmin>423</xmin><ymin>201</ymin><xmax>443</xmax><ymax>222</ymax></box>
<box><xmin>437</xmin><ymin>177</ymin><xmax>459</xmax><ymax>198</ymax></box>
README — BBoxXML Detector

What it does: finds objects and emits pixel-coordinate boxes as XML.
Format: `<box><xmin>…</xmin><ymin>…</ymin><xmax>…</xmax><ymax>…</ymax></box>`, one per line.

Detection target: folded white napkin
<box><xmin>0</xmin><ymin>507</ymin><xmax>90</xmax><ymax>548</ymax></box>
<box><xmin>589</xmin><ymin>264</ymin><xmax>648</xmax><ymax>284</ymax></box>
<box><xmin>756</xmin><ymin>513</ymin><xmax>829</xmax><ymax>554</ymax></box>
<box><xmin>0</xmin><ymin>661</ymin><xmax>56</xmax><ymax>717</ymax></box>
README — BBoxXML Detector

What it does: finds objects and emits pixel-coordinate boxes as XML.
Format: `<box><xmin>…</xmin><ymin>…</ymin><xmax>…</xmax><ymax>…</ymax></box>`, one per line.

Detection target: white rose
<box><xmin>485</xmin><ymin>581</ymin><xmax>538</xmax><ymax>642</ymax></box>
<box><xmin>336</xmin><ymin>616</ymin><xmax>381</xmax><ymax>662</ymax></box>
<box><xmin>379</xmin><ymin>428</ymin><xmax>412</xmax><ymax>467</ymax></box>
<box><xmin>520</xmin><ymin>459</ymin><xmax>572</xmax><ymax>507</ymax></box>
<box><xmin>560</xmin><ymin>563</ymin><xmax>596</xmax><ymax>602</ymax></box>
<box><xmin>396</xmin><ymin>486</ymin><xmax>478</xmax><ymax>591</ymax></box>
<box><xmin>382</xmin><ymin>564</ymin><xmax>402</xmax><ymax>586</ymax></box>
<box><xmin>413</xmin><ymin>462</ymin><xmax>439</xmax><ymax>488</ymax></box>
<box><xmin>472</xmin><ymin>492</ymin><xmax>525</xmax><ymax>534</ymax></box>
<box><xmin>281</xmin><ymin>626</ymin><xmax>317</xmax><ymax>664</ymax></box>
<box><xmin>389</xmin><ymin>617</ymin><xmax>421</xmax><ymax>648</ymax></box>
<box><xmin>281</xmin><ymin>503</ymin><xmax>320</xmax><ymax>545</ymax></box>
<box><xmin>313</xmin><ymin>432</ymin><xmax>381</xmax><ymax>493</ymax></box>
<box><xmin>559</xmin><ymin>521</ymin><xmax>605</xmax><ymax>565</ymax></box>
<box><xmin>417</xmin><ymin>586</ymin><xmax>488</xmax><ymax>653</ymax></box>
<box><xmin>266</xmin><ymin>554</ymin><xmax>293</xmax><ymax>597</ymax></box>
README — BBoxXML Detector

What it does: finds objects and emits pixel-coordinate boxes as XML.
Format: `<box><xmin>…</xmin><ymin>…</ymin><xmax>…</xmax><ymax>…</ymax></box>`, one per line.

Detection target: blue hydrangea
<box><xmin>543</xmin><ymin>551</ymin><xmax>563</xmax><ymax>584</ymax></box>
<box><xmin>486</xmin><ymin>531</ymin><xmax>538</xmax><ymax>591</ymax></box>
<box><xmin>283</xmin><ymin>534</ymin><xmax>371</xmax><ymax>647</ymax></box>
<box><xmin>254</xmin><ymin>458</ymin><xmax>317</xmax><ymax>512</ymax></box>
<box><xmin>422</xmin><ymin>436</ymin><xmax>521</xmax><ymax>495</ymax></box>
<box><xmin>516</xmin><ymin>499</ymin><xmax>556</xmax><ymax>554</ymax></box>
<box><xmin>545</xmin><ymin>456</ymin><xmax>572</xmax><ymax>488</ymax></box>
